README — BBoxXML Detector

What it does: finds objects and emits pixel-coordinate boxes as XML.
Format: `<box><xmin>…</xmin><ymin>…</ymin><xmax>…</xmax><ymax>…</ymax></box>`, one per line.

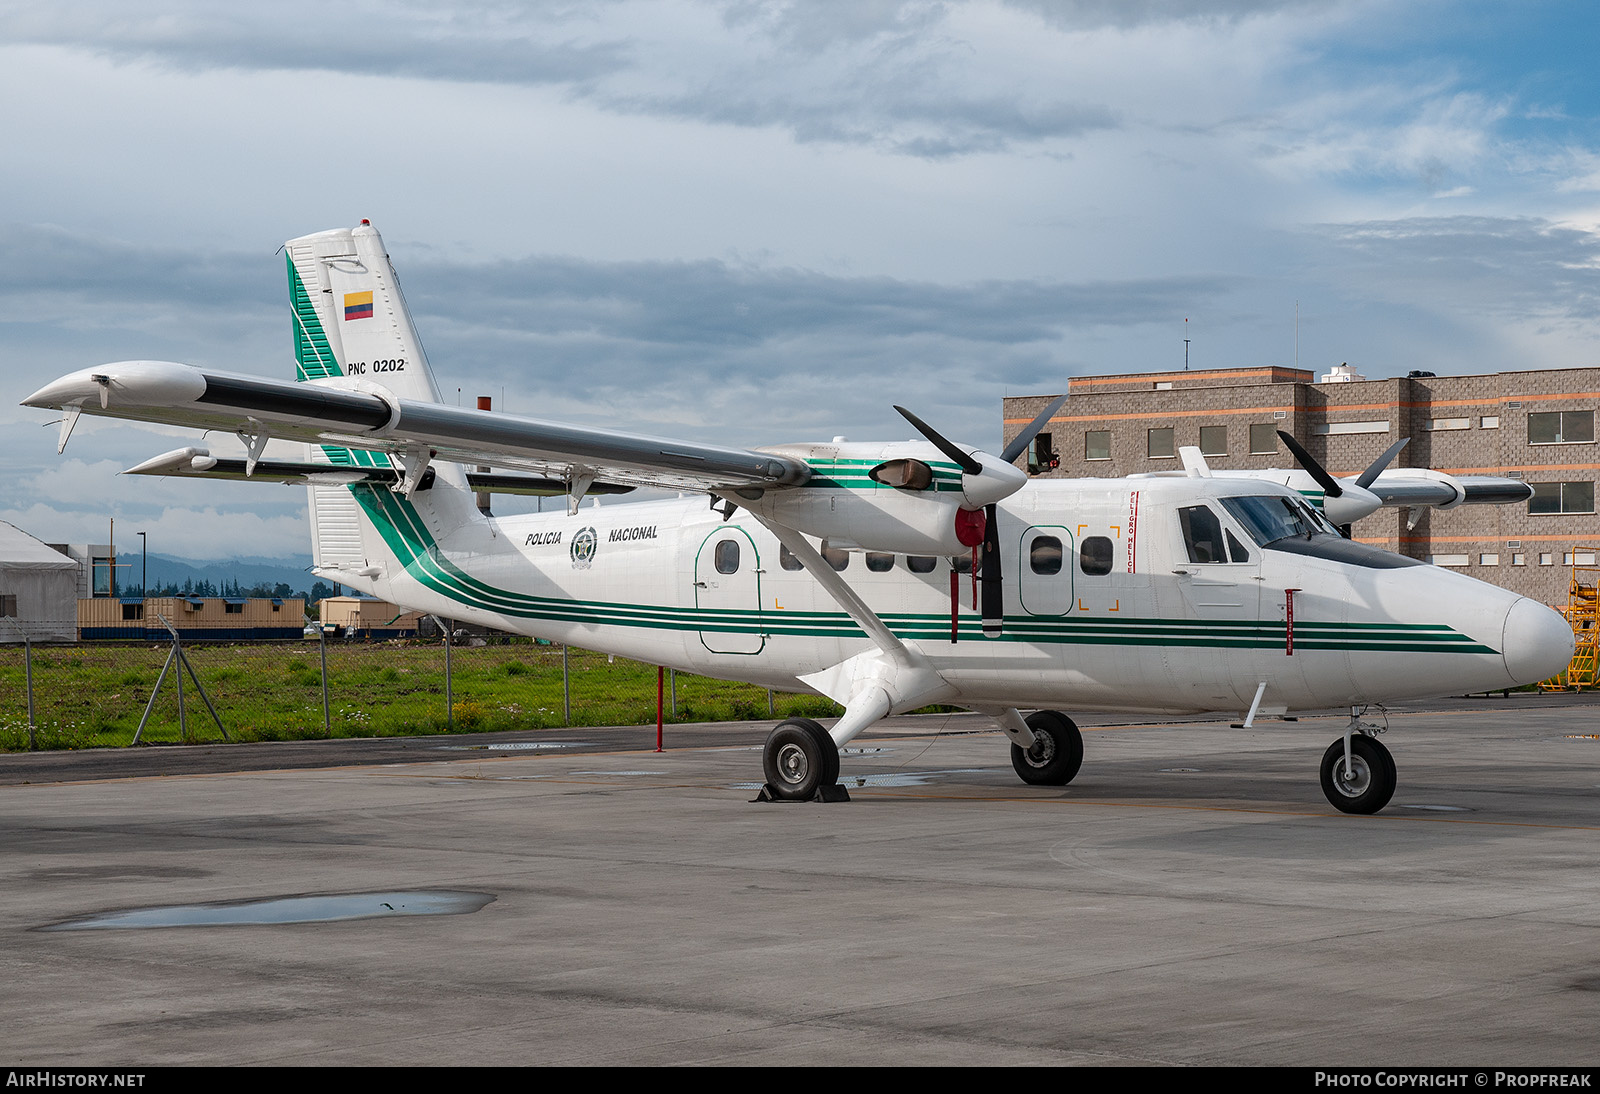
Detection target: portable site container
<box><xmin>79</xmin><ymin>597</ymin><xmax>305</xmax><ymax>640</ymax></box>
<box><xmin>318</xmin><ymin>596</ymin><xmax>424</xmax><ymax>639</ymax></box>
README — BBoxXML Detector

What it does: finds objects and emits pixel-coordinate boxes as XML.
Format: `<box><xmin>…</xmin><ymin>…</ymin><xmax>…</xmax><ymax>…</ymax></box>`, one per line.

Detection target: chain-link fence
<box><xmin>0</xmin><ymin>628</ymin><xmax>841</xmax><ymax>751</ymax></box>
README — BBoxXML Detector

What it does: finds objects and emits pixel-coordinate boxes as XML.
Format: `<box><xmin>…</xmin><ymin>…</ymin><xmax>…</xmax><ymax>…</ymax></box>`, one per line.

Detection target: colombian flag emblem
<box><xmin>343</xmin><ymin>291</ymin><xmax>374</xmax><ymax>321</ymax></box>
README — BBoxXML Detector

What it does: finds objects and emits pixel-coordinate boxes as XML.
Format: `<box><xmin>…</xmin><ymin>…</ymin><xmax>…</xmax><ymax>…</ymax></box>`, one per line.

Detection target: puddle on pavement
<box><xmin>436</xmin><ymin>741</ymin><xmax>580</xmax><ymax>751</ymax></box>
<box><xmin>41</xmin><ymin>890</ymin><xmax>495</xmax><ymax>931</ymax></box>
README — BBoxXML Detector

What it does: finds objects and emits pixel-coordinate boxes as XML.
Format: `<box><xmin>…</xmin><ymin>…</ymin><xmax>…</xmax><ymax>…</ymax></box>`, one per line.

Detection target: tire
<box><xmin>1010</xmin><ymin>710</ymin><xmax>1084</xmax><ymax>786</ymax></box>
<box><xmin>763</xmin><ymin>718</ymin><xmax>840</xmax><ymax>801</ymax></box>
<box><xmin>1320</xmin><ymin>735</ymin><xmax>1396</xmax><ymax>815</ymax></box>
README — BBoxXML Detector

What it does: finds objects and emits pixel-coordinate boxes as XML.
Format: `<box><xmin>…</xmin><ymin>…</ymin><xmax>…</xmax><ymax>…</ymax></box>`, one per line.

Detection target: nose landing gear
<box><xmin>1319</xmin><ymin>731</ymin><xmax>1396</xmax><ymax>815</ymax></box>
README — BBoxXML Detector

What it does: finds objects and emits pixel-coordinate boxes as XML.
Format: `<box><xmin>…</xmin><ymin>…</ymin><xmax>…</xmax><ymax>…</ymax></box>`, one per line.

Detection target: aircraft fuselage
<box><xmin>327</xmin><ymin>474</ymin><xmax>1563</xmax><ymax>718</ymax></box>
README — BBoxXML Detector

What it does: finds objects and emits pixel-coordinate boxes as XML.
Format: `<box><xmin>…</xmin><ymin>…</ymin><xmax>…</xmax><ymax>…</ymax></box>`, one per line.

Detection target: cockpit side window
<box><xmin>1178</xmin><ymin>505</ymin><xmax>1228</xmax><ymax>564</ymax></box>
<box><xmin>1220</xmin><ymin>494</ymin><xmax>1333</xmax><ymax>546</ymax></box>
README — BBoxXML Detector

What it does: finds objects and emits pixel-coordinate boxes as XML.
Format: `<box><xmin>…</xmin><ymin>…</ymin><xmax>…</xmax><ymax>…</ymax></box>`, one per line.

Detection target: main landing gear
<box><xmin>1319</xmin><ymin>723</ymin><xmax>1397</xmax><ymax>815</ymax></box>
<box><xmin>1010</xmin><ymin>710</ymin><xmax>1084</xmax><ymax>786</ymax></box>
<box><xmin>758</xmin><ymin>718</ymin><xmax>848</xmax><ymax>802</ymax></box>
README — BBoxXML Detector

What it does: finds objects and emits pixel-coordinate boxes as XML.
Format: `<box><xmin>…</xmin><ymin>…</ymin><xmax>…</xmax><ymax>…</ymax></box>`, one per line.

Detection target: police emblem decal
<box><xmin>570</xmin><ymin>526</ymin><xmax>598</xmax><ymax>570</ymax></box>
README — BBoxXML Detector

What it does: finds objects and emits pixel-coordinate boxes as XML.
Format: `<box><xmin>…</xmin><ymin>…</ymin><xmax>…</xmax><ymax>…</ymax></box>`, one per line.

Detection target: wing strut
<box><xmin>749</xmin><ymin>514</ymin><xmax>954</xmax><ymax>747</ymax></box>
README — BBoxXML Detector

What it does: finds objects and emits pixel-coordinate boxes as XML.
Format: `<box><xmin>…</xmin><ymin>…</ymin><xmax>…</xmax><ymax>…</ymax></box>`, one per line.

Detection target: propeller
<box><xmin>1275</xmin><ymin>430</ymin><xmax>1410</xmax><ymax>533</ymax></box>
<box><xmin>895</xmin><ymin>394</ymin><xmax>1066</xmax><ymax>638</ymax></box>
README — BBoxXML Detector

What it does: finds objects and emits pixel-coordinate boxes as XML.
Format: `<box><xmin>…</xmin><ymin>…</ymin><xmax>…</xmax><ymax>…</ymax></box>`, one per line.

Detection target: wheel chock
<box><xmin>752</xmin><ymin>783</ymin><xmax>852</xmax><ymax>803</ymax></box>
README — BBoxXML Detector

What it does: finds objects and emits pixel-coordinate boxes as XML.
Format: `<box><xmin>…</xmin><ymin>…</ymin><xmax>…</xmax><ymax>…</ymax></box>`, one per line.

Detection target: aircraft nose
<box><xmin>1502</xmin><ymin>597</ymin><xmax>1574</xmax><ymax>686</ymax></box>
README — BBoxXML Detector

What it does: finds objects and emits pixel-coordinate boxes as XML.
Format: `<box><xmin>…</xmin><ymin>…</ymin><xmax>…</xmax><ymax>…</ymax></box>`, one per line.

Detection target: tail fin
<box><xmin>285</xmin><ymin>220</ymin><xmax>442</xmax><ymax>403</ymax></box>
<box><xmin>288</xmin><ymin>222</ymin><xmax>477</xmax><ymax>582</ymax></box>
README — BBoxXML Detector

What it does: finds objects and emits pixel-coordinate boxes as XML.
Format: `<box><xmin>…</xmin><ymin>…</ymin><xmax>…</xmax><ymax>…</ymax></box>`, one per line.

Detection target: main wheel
<box><xmin>1010</xmin><ymin>710</ymin><xmax>1084</xmax><ymax>786</ymax></box>
<box><xmin>762</xmin><ymin>718</ymin><xmax>840</xmax><ymax>801</ymax></box>
<box><xmin>1319</xmin><ymin>735</ymin><xmax>1396</xmax><ymax>815</ymax></box>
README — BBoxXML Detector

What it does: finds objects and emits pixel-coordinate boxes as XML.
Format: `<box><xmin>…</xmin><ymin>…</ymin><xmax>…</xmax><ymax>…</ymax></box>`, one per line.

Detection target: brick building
<box><xmin>1002</xmin><ymin>365</ymin><xmax>1600</xmax><ymax>606</ymax></box>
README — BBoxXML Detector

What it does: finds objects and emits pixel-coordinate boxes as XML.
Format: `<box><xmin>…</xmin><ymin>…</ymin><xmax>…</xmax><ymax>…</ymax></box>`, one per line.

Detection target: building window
<box><xmin>1528</xmin><ymin>410</ymin><xmax>1594</xmax><ymax>445</ymax></box>
<box><xmin>1540</xmin><ymin>553</ymin><xmax>1554</xmax><ymax>566</ymax></box>
<box><xmin>1565</xmin><ymin>552</ymin><xmax>1598</xmax><ymax>566</ymax></box>
<box><xmin>1512</xmin><ymin>553</ymin><xmax>1526</xmax><ymax>566</ymax></box>
<box><xmin>1479</xmin><ymin>553</ymin><xmax>1499</xmax><ymax>566</ymax></box>
<box><xmin>0</xmin><ymin>594</ymin><xmax>16</xmax><ymax>617</ymax></box>
<box><xmin>1426</xmin><ymin>418</ymin><xmax>1470</xmax><ymax>431</ymax></box>
<box><xmin>1084</xmin><ymin>431</ymin><xmax>1110</xmax><ymax>461</ymax></box>
<box><xmin>1148</xmin><ymin>427</ymin><xmax>1175</xmax><ymax>459</ymax></box>
<box><xmin>1249</xmin><ymin>424</ymin><xmax>1279</xmax><ymax>455</ymax></box>
<box><xmin>122</xmin><ymin>603</ymin><xmax>144</xmax><ymax>620</ymax></box>
<box><xmin>1529</xmin><ymin>482</ymin><xmax>1596</xmax><ymax>515</ymax></box>
<box><xmin>1429</xmin><ymin>554</ymin><xmax>1470</xmax><ymax>567</ymax></box>
<box><xmin>1314</xmin><ymin>421</ymin><xmax>1390</xmax><ymax>435</ymax></box>
<box><xmin>225</xmin><ymin>602</ymin><xmax>245</xmax><ymax>614</ymax></box>
<box><xmin>1199</xmin><ymin>426</ymin><xmax>1227</xmax><ymax>456</ymax></box>
<box><xmin>1029</xmin><ymin>432</ymin><xmax>1059</xmax><ymax>473</ymax></box>
<box><xmin>1154</xmin><ymin>381</ymin><xmax>1173</xmax><ymax>390</ymax></box>
<box><xmin>1481</xmin><ymin>416</ymin><xmax>1499</xmax><ymax>429</ymax></box>
<box><xmin>92</xmin><ymin>558</ymin><xmax>112</xmax><ymax>597</ymax></box>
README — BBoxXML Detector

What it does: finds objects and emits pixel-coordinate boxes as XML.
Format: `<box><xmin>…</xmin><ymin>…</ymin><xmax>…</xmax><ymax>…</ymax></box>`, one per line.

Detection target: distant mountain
<box><xmin>125</xmin><ymin>553</ymin><xmax>352</xmax><ymax>600</ymax></box>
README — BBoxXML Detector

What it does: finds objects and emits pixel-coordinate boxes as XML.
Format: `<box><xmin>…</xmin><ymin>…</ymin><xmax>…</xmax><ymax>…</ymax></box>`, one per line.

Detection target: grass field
<box><xmin>0</xmin><ymin>639</ymin><xmax>839</xmax><ymax>751</ymax></box>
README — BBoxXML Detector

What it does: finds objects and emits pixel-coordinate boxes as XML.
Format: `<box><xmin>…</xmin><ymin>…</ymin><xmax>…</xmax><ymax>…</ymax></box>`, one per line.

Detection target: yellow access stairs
<box><xmin>1540</xmin><ymin>556</ymin><xmax>1598</xmax><ymax>691</ymax></box>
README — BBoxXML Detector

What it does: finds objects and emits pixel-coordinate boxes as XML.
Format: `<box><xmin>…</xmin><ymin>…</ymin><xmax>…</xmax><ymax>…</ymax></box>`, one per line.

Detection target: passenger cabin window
<box><xmin>821</xmin><ymin>545</ymin><xmax>850</xmax><ymax>571</ymax></box>
<box><xmin>865</xmin><ymin>553</ymin><xmax>894</xmax><ymax>573</ymax></box>
<box><xmin>950</xmin><ymin>555</ymin><xmax>973</xmax><ymax>574</ymax></box>
<box><xmin>906</xmin><ymin>556</ymin><xmax>937</xmax><ymax>573</ymax></box>
<box><xmin>1029</xmin><ymin>536</ymin><xmax>1063</xmax><ymax>575</ymax></box>
<box><xmin>715</xmin><ymin>539</ymin><xmax>740</xmax><ymax>574</ymax></box>
<box><xmin>779</xmin><ymin>544</ymin><xmax>804</xmax><ymax>571</ymax></box>
<box><xmin>1080</xmin><ymin>536</ymin><xmax>1113</xmax><ymax>576</ymax></box>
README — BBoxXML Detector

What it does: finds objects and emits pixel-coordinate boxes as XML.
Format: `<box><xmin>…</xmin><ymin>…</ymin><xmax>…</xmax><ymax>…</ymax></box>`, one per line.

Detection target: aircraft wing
<box><xmin>25</xmin><ymin>360</ymin><xmax>809</xmax><ymax>494</ymax></box>
<box><xmin>1364</xmin><ymin>470</ymin><xmax>1534</xmax><ymax>509</ymax></box>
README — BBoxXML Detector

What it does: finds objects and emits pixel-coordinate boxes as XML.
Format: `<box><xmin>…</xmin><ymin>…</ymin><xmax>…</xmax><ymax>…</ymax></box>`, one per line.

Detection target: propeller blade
<box><xmin>998</xmin><ymin>393</ymin><xmax>1069</xmax><ymax>467</ymax></box>
<box><xmin>1275</xmin><ymin>430</ymin><xmax>1342</xmax><ymax>498</ymax></box>
<box><xmin>981</xmin><ymin>502</ymin><xmax>1004</xmax><ymax>638</ymax></box>
<box><xmin>1354</xmin><ymin>437</ymin><xmax>1411</xmax><ymax>490</ymax></box>
<box><xmin>894</xmin><ymin>406</ymin><xmax>982</xmax><ymax>476</ymax></box>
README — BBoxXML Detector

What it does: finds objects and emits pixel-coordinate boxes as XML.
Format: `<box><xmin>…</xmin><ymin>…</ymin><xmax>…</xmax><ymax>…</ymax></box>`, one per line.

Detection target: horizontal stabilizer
<box><xmin>124</xmin><ymin>447</ymin><xmax>635</xmax><ymax>497</ymax></box>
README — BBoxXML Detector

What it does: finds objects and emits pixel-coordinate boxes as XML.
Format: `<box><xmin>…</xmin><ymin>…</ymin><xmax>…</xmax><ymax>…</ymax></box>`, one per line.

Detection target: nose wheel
<box><xmin>1319</xmin><ymin>734</ymin><xmax>1396</xmax><ymax>814</ymax></box>
<box><xmin>760</xmin><ymin>717</ymin><xmax>844</xmax><ymax>802</ymax></box>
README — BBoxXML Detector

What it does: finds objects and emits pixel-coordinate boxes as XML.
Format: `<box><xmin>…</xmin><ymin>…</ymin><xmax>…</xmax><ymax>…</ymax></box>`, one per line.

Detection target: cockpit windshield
<box><xmin>1220</xmin><ymin>494</ymin><xmax>1338</xmax><ymax>545</ymax></box>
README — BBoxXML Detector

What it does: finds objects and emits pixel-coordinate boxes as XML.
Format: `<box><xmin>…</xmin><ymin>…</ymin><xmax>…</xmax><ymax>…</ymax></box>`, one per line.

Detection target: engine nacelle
<box><xmin>736</xmin><ymin>440</ymin><xmax>1020</xmax><ymax>555</ymax></box>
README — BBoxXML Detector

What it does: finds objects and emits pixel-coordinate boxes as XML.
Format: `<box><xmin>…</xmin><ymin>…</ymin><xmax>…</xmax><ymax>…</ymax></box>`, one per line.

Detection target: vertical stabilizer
<box><xmin>284</xmin><ymin>221</ymin><xmax>442</xmax><ymax>402</ymax></box>
<box><xmin>288</xmin><ymin>222</ymin><xmax>476</xmax><ymax>581</ymax></box>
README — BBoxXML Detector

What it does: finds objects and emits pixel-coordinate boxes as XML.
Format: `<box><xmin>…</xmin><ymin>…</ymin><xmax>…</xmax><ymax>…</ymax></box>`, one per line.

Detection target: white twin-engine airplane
<box><xmin>24</xmin><ymin>222</ymin><xmax>1575</xmax><ymax>814</ymax></box>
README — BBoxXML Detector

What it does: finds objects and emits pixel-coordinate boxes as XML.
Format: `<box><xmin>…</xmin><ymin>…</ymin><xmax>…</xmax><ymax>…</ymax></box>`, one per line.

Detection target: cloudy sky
<box><xmin>4</xmin><ymin>0</ymin><xmax>1599</xmax><ymax>559</ymax></box>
